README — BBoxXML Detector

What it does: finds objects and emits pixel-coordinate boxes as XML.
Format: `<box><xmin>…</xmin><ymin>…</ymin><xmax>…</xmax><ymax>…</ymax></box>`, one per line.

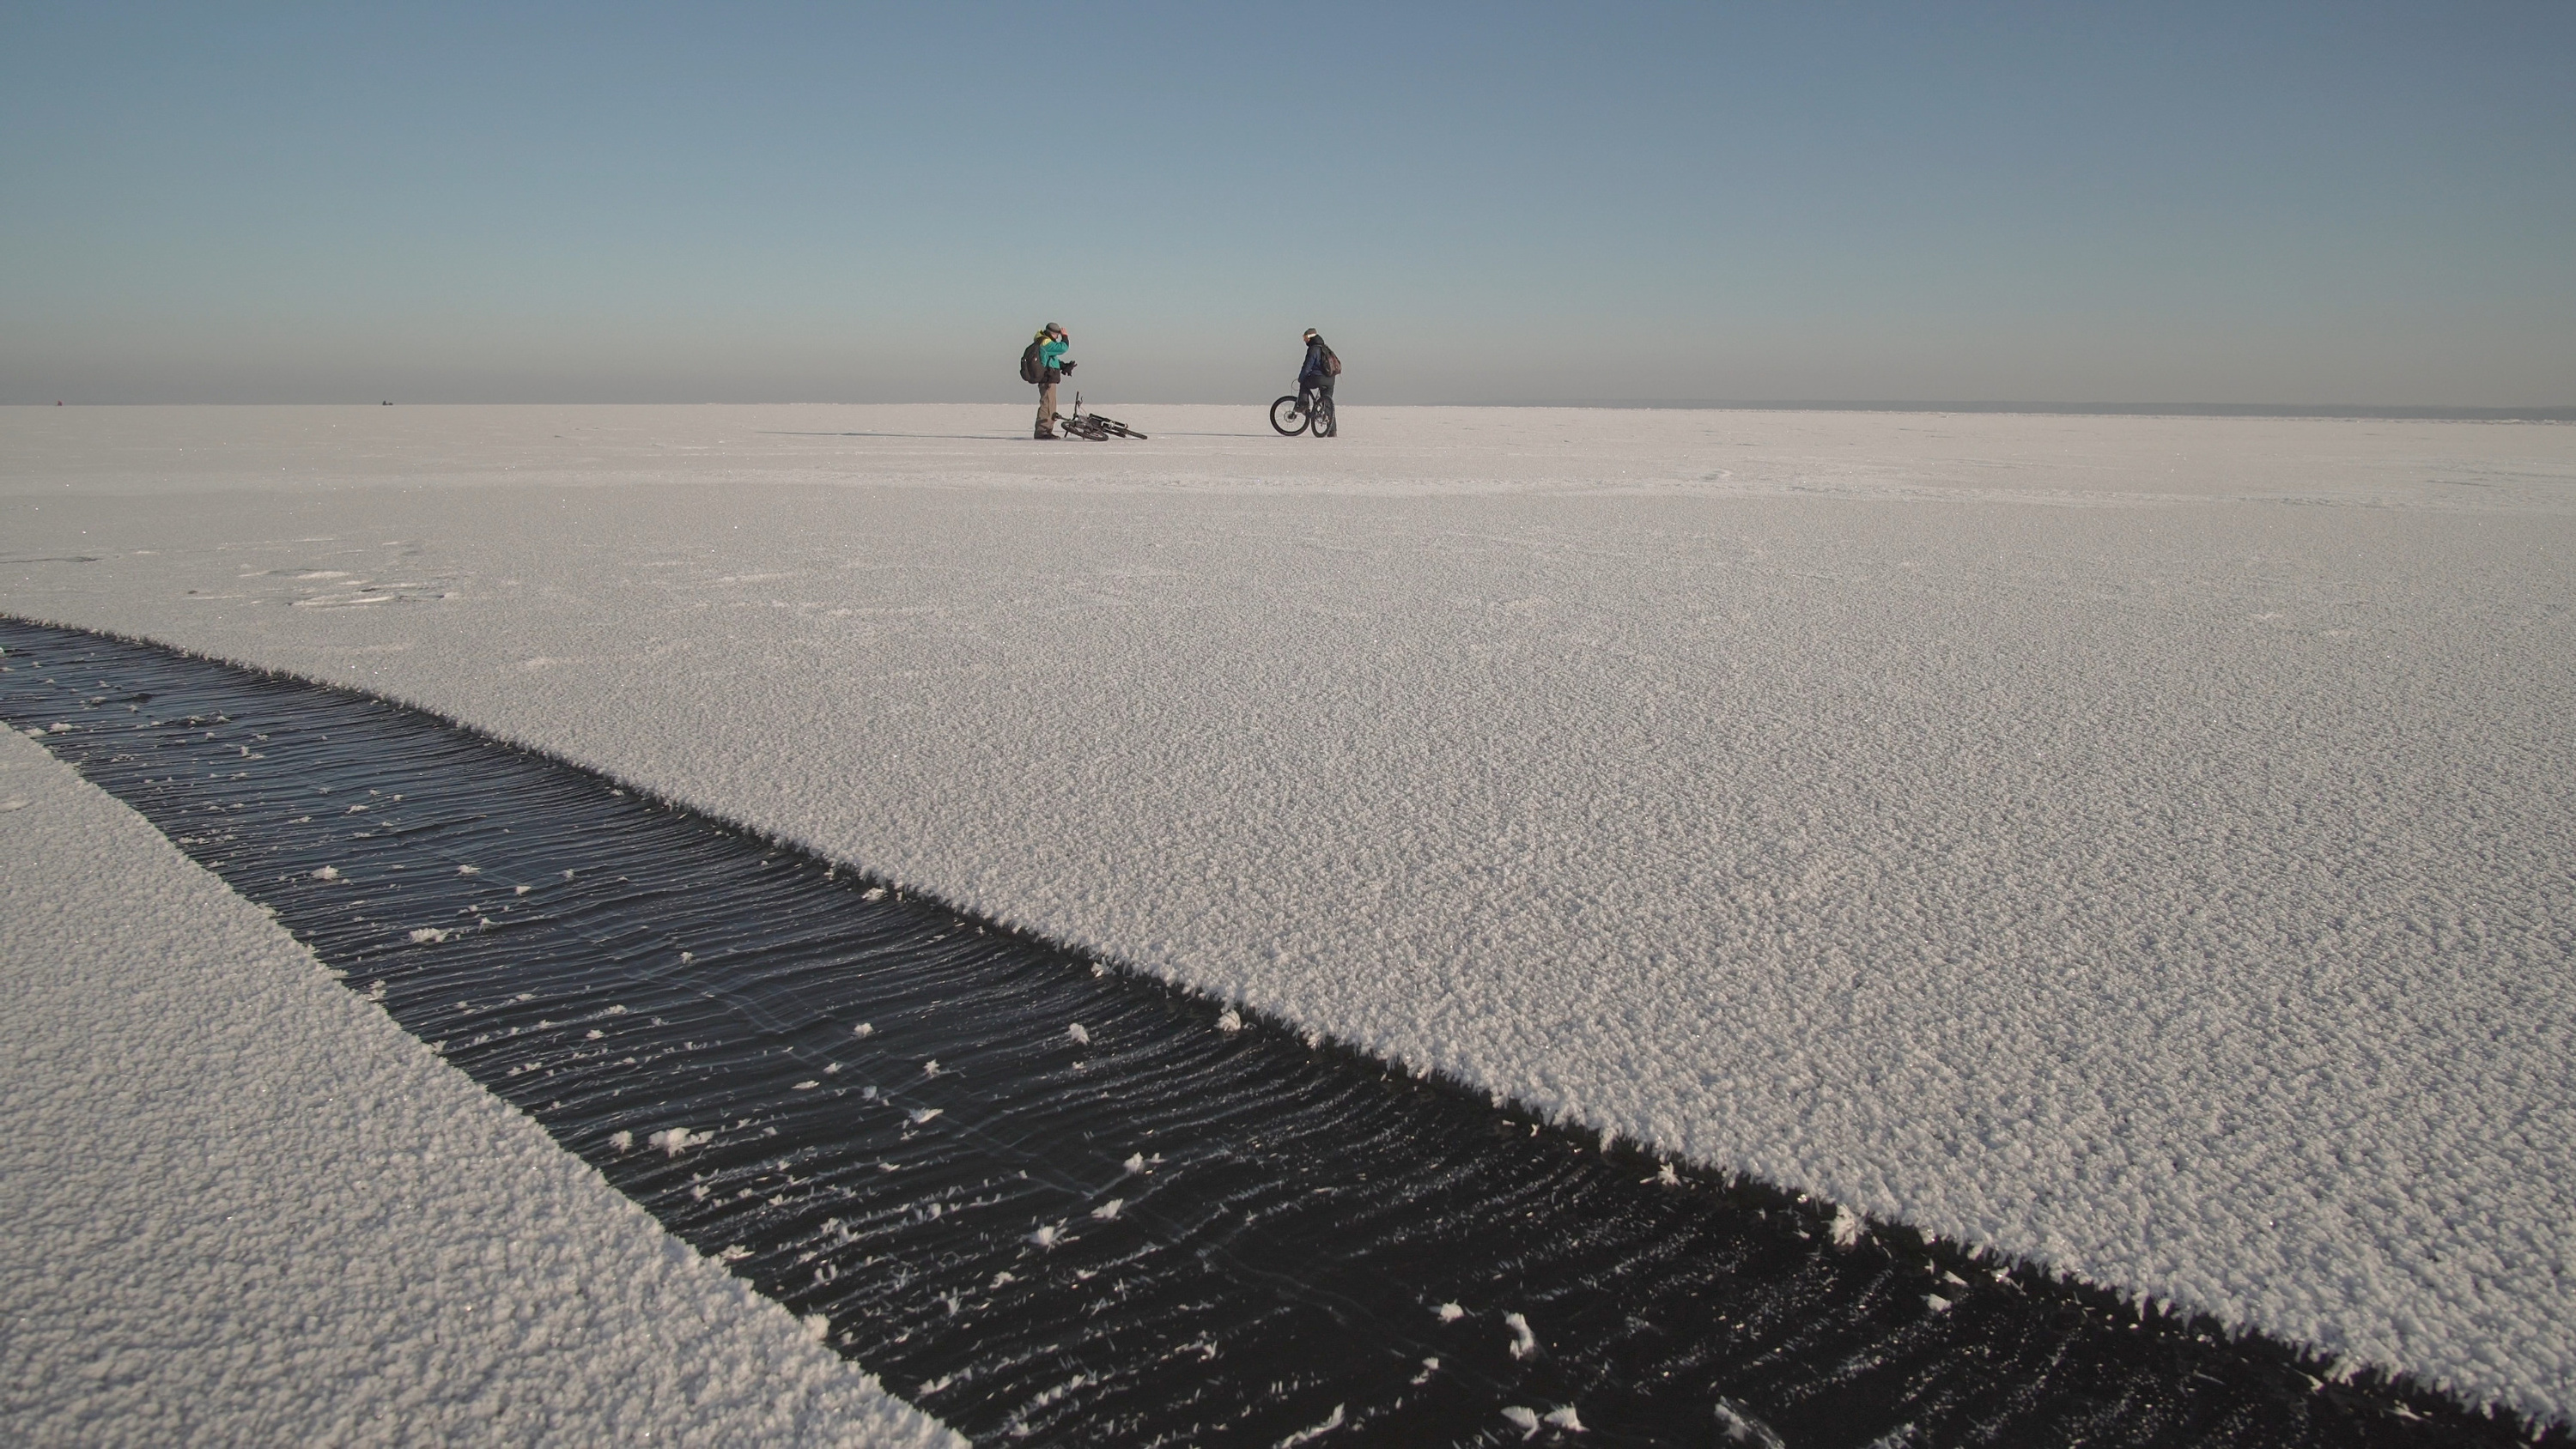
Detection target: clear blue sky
<box><xmin>4</xmin><ymin>2</ymin><xmax>2570</xmax><ymax>404</ymax></box>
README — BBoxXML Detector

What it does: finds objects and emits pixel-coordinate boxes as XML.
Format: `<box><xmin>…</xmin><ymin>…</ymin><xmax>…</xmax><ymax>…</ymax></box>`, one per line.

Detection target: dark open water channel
<box><xmin>2</xmin><ymin>618</ymin><xmax>2550</xmax><ymax>1448</ymax></box>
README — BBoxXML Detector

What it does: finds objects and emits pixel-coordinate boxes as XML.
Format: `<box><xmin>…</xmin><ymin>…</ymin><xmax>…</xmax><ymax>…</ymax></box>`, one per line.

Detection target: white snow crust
<box><xmin>4</xmin><ymin>403</ymin><xmax>2573</xmax><ymax>1423</ymax></box>
<box><xmin>0</xmin><ymin>726</ymin><xmax>962</xmax><ymax>1447</ymax></box>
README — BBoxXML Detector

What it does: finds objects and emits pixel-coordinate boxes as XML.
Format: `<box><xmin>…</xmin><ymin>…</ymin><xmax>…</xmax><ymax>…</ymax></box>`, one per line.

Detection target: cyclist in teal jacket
<box><xmin>1033</xmin><ymin>323</ymin><xmax>1074</xmax><ymax>440</ymax></box>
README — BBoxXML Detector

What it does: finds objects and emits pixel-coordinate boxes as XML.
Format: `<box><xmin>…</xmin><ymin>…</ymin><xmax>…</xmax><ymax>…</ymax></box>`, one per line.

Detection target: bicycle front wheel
<box><xmin>1270</xmin><ymin>395</ymin><xmax>1309</xmax><ymax>436</ymax></box>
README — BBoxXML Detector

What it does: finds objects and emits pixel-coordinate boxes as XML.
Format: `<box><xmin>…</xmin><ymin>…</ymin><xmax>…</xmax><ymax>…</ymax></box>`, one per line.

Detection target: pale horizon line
<box><xmin>10</xmin><ymin>399</ymin><xmax>2574</xmax><ymax>422</ymax></box>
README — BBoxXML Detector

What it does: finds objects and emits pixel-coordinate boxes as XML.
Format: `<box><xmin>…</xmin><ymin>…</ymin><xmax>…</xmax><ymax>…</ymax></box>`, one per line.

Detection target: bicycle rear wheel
<box><xmin>1270</xmin><ymin>395</ymin><xmax>1309</xmax><ymax>436</ymax></box>
<box><xmin>1312</xmin><ymin>397</ymin><xmax>1336</xmax><ymax>438</ymax></box>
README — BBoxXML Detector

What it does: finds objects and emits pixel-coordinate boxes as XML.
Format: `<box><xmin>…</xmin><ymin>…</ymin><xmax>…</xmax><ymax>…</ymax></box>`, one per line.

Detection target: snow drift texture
<box><xmin>0</xmin><ymin>726</ymin><xmax>962</xmax><ymax>1447</ymax></box>
<box><xmin>3</xmin><ymin>403</ymin><xmax>2571</xmax><ymax>1425</ymax></box>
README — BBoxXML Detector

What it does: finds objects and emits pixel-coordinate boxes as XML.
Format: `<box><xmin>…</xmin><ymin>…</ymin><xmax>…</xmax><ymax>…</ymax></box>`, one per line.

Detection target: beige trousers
<box><xmin>1036</xmin><ymin>380</ymin><xmax>1059</xmax><ymax>433</ymax></box>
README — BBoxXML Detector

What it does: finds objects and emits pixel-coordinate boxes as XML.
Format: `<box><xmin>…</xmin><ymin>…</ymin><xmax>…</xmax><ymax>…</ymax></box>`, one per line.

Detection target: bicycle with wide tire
<box><xmin>1270</xmin><ymin>387</ymin><xmax>1336</xmax><ymax>438</ymax></box>
<box><xmin>1058</xmin><ymin>392</ymin><xmax>1146</xmax><ymax>440</ymax></box>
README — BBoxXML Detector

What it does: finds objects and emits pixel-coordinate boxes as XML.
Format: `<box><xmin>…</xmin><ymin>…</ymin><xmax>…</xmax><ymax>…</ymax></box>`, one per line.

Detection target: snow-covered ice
<box><xmin>1716</xmin><ymin>1397</ymin><xmax>1788</xmax><ymax>1447</ymax></box>
<box><xmin>1276</xmin><ymin>1402</ymin><xmax>1347</xmax><ymax>1445</ymax></box>
<box><xmin>0</xmin><ymin>726</ymin><xmax>959</xmax><ymax>1446</ymax></box>
<box><xmin>3</xmin><ymin>402</ymin><xmax>2573</xmax><ymax>1422</ymax></box>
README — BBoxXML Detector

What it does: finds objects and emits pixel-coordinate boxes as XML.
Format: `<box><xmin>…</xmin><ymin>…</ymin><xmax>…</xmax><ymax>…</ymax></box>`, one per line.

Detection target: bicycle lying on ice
<box><xmin>1058</xmin><ymin>393</ymin><xmax>1146</xmax><ymax>441</ymax></box>
<box><xmin>1269</xmin><ymin>386</ymin><xmax>1336</xmax><ymax>438</ymax></box>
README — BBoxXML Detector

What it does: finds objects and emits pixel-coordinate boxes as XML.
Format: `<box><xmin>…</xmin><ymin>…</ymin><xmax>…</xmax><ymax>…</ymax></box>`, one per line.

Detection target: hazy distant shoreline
<box><xmin>1454</xmin><ymin>401</ymin><xmax>2576</xmax><ymax>421</ymax></box>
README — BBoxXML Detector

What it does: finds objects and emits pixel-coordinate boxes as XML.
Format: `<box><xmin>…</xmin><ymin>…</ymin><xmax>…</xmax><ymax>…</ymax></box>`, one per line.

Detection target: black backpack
<box><xmin>1019</xmin><ymin>340</ymin><xmax>1046</xmax><ymax>384</ymax></box>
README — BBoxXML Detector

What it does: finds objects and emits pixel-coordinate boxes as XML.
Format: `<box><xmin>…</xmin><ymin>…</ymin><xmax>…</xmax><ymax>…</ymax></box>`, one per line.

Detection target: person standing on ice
<box><xmin>1297</xmin><ymin>328</ymin><xmax>1340</xmax><ymax>436</ymax></box>
<box><xmin>1027</xmin><ymin>323</ymin><xmax>1074</xmax><ymax>440</ymax></box>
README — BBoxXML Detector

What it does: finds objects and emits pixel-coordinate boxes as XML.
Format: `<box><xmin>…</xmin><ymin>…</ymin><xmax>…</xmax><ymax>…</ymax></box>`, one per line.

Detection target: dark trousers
<box><xmin>1301</xmin><ymin>378</ymin><xmax>1335</xmax><ymax>434</ymax></box>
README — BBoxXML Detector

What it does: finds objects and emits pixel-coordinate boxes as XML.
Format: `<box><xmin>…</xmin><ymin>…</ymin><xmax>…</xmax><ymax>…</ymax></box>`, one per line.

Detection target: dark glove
<box><xmin>1060</xmin><ymin>360</ymin><xmax>1076</xmax><ymax>373</ymax></box>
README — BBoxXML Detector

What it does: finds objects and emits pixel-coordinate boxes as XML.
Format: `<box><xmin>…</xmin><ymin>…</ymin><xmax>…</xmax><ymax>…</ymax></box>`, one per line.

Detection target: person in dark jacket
<box><xmin>1297</xmin><ymin>328</ymin><xmax>1338</xmax><ymax>436</ymax></box>
<box><xmin>1032</xmin><ymin>323</ymin><xmax>1074</xmax><ymax>440</ymax></box>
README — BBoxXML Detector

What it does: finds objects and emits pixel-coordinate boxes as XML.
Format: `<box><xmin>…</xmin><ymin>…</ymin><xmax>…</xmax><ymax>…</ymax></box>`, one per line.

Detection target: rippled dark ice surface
<box><xmin>2</xmin><ymin>619</ymin><xmax>2547</xmax><ymax>1448</ymax></box>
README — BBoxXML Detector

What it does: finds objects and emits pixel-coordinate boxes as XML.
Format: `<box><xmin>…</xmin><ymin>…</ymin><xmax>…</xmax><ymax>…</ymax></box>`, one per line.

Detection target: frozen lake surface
<box><xmin>15</xmin><ymin>618</ymin><xmax>2512</xmax><ymax>1446</ymax></box>
<box><xmin>0</xmin><ymin>680</ymin><xmax>958</xmax><ymax>1447</ymax></box>
<box><xmin>5</xmin><ymin>403</ymin><xmax>2573</xmax><ymax>1428</ymax></box>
